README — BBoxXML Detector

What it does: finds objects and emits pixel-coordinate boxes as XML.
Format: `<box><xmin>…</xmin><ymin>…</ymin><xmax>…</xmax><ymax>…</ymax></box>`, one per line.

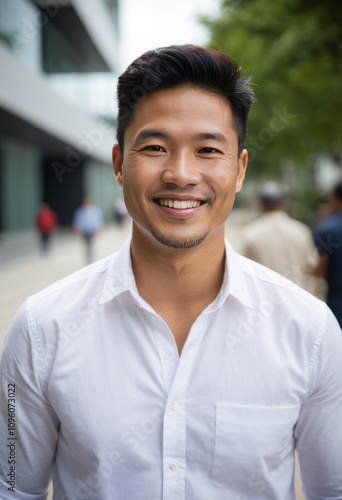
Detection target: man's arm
<box><xmin>294</xmin><ymin>308</ymin><xmax>342</xmax><ymax>498</ymax></box>
<box><xmin>0</xmin><ymin>302</ymin><xmax>59</xmax><ymax>499</ymax></box>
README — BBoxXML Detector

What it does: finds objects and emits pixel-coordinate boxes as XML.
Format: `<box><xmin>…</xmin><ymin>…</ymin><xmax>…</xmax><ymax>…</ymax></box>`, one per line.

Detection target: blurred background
<box><xmin>0</xmin><ymin>0</ymin><xmax>120</xmax><ymax>240</ymax></box>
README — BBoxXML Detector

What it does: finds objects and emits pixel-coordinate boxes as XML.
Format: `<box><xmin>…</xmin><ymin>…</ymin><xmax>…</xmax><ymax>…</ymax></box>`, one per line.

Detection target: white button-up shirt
<box><xmin>1</xmin><ymin>238</ymin><xmax>342</xmax><ymax>499</ymax></box>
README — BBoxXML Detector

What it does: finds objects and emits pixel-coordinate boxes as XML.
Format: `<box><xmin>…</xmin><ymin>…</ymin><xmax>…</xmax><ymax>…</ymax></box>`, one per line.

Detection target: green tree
<box><xmin>203</xmin><ymin>0</ymin><xmax>342</xmax><ymax>179</ymax></box>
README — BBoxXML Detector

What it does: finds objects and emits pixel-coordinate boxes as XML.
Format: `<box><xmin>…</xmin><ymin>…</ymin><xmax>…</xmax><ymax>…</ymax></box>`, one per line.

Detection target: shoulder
<box><xmin>239</xmin><ymin>217</ymin><xmax>268</xmax><ymax>242</ymax></box>
<box><xmin>314</xmin><ymin>215</ymin><xmax>342</xmax><ymax>253</ymax></box>
<box><xmin>27</xmin><ymin>254</ymin><xmax>112</xmax><ymax>315</ymax></box>
<box><xmin>226</xmin><ymin>245</ymin><xmax>342</xmax><ymax>378</ymax></box>
<box><xmin>238</xmin><ymin>252</ymin><xmax>313</xmax><ymax>292</ymax></box>
<box><xmin>25</xmin><ymin>239</ymin><xmax>131</xmax><ymax>319</ymax></box>
<box><xmin>286</xmin><ymin>216</ymin><xmax>312</xmax><ymax>233</ymax></box>
<box><xmin>237</xmin><ymin>255</ymin><xmax>341</xmax><ymax>371</ymax></box>
<box><xmin>1</xmin><ymin>257</ymin><xmax>110</xmax><ymax>374</ymax></box>
<box><xmin>315</xmin><ymin>214</ymin><xmax>341</xmax><ymax>234</ymax></box>
<box><xmin>237</xmin><ymin>253</ymin><xmax>326</xmax><ymax>319</ymax></box>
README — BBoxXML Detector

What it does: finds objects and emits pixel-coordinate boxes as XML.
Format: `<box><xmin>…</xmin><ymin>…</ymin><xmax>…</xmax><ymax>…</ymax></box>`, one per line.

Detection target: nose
<box><xmin>161</xmin><ymin>151</ymin><xmax>202</xmax><ymax>187</ymax></box>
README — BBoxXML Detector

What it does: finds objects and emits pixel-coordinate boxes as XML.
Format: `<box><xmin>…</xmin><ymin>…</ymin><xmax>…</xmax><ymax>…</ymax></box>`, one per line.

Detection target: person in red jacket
<box><xmin>36</xmin><ymin>203</ymin><xmax>58</xmax><ymax>253</ymax></box>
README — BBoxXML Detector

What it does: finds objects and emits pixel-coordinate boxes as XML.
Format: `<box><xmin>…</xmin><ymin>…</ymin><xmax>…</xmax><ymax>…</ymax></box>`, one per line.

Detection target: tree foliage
<box><xmin>203</xmin><ymin>0</ymin><xmax>342</xmax><ymax>176</ymax></box>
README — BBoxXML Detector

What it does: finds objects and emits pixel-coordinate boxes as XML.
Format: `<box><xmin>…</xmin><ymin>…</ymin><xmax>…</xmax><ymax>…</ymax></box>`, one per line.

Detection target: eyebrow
<box><xmin>134</xmin><ymin>129</ymin><xmax>170</xmax><ymax>144</ymax></box>
<box><xmin>192</xmin><ymin>132</ymin><xmax>228</xmax><ymax>143</ymax></box>
<box><xmin>134</xmin><ymin>129</ymin><xmax>229</xmax><ymax>144</ymax></box>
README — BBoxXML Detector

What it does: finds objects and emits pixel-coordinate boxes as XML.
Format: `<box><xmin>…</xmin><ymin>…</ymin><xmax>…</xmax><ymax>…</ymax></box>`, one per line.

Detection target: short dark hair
<box><xmin>116</xmin><ymin>44</ymin><xmax>255</xmax><ymax>155</ymax></box>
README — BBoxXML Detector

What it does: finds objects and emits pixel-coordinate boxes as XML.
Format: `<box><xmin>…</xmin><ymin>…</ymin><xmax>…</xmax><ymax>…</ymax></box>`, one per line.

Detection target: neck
<box><xmin>132</xmin><ymin>224</ymin><xmax>225</xmax><ymax>286</ymax></box>
<box><xmin>130</xmin><ymin>228</ymin><xmax>226</xmax><ymax>351</ymax></box>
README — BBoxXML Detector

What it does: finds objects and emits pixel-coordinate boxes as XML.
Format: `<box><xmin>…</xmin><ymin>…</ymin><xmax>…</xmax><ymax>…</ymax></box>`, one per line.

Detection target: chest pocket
<box><xmin>213</xmin><ymin>404</ymin><xmax>300</xmax><ymax>492</ymax></box>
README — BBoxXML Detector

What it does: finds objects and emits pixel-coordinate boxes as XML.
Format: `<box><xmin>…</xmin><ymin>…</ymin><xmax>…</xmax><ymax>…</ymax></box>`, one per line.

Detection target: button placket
<box><xmin>150</xmin><ymin>314</ymin><xmax>179</xmax><ymax>395</ymax></box>
<box><xmin>169</xmin><ymin>460</ymin><xmax>178</xmax><ymax>470</ymax></box>
<box><xmin>163</xmin><ymin>348</ymin><xmax>172</xmax><ymax>360</ymax></box>
<box><xmin>170</xmin><ymin>401</ymin><xmax>178</xmax><ymax>411</ymax></box>
<box><xmin>162</xmin><ymin>316</ymin><xmax>209</xmax><ymax>499</ymax></box>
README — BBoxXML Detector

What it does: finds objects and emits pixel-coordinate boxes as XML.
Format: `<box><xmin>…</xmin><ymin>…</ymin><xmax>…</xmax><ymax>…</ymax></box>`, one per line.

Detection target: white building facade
<box><xmin>0</xmin><ymin>0</ymin><xmax>119</xmax><ymax>230</ymax></box>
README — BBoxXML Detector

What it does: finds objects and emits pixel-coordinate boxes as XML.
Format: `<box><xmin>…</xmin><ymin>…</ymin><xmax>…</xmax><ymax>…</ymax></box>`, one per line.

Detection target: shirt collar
<box><xmin>99</xmin><ymin>237</ymin><xmax>253</xmax><ymax>310</ymax></box>
<box><xmin>204</xmin><ymin>239</ymin><xmax>253</xmax><ymax>312</ymax></box>
<box><xmin>99</xmin><ymin>238</ymin><xmax>133</xmax><ymax>304</ymax></box>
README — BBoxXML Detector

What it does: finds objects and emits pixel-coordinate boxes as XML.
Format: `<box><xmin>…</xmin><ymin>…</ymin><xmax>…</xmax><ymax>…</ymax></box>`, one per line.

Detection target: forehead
<box><xmin>125</xmin><ymin>86</ymin><xmax>236</xmax><ymax>142</ymax></box>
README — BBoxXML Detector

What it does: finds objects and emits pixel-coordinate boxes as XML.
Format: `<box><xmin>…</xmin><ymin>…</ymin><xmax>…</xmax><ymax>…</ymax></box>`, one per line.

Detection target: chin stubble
<box><xmin>151</xmin><ymin>230</ymin><xmax>208</xmax><ymax>249</ymax></box>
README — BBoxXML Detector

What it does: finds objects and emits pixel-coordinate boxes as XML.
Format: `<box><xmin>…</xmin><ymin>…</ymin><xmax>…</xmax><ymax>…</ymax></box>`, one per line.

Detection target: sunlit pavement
<box><xmin>0</xmin><ymin>212</ymin><xmax>304</xmax><ymax>499</ymax></box>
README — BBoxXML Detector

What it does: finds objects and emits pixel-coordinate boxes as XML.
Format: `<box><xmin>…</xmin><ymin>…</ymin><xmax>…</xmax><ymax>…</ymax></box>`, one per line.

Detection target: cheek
<box><xmin>122</xmin><ymin>157</ymin><xmax>159</xmax><ymax>185</ymax></box>
<box><xmin>121</xmin><ymin>159</ymin><xmax>141</xmax><ymax>189</ymax></box>
<box><xmin>212</xmin><ymin>174</ymin><xmax>240</xmax><ymax>214</ymax></box>
<box><xmin>211</xmin><ymin>168</ymin><xmax>239</xmax><ymax>195</ymax></box>
<box><xmin>121</xmin><ymin>169</ymin><xmax>149</xmax><ymax>215</ymax></box>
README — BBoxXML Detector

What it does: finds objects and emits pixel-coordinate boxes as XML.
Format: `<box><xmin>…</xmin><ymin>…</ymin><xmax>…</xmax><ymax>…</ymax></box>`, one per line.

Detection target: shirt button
<box><xmin>164</xmin><ymin>348</ymin><xmax>172</xmax><ymax>359</ymax></box>
<box><xmin>170</xmin><ymin>401</ymin><xmax>178</xmax><ymax>411</ymax></box>
<box><xmin>169</xmin><ymin>461</ymin><xmax>178</xmax><ymax>470</ymax></box>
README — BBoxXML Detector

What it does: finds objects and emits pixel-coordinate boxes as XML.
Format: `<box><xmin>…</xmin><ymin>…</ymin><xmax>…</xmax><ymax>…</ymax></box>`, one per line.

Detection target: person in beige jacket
<box><xmin>239</xmin><ymin>181</ymin><xmax>321</xmax><ymax>295</ymax></box>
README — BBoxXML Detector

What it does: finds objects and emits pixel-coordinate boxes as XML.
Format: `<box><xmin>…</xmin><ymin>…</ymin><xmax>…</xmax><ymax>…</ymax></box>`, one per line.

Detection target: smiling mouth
<box><xmin>154</xmin><ymin>199</ymin><xmax>205</xmax><ymax>210</ymax></box>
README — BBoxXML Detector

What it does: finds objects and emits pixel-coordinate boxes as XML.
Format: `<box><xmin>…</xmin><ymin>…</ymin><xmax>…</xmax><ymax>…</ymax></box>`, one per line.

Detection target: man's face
<box><xmin>113</xmin><ymin>86</ymin><xmax>247</xmax><ymax>251</ymax></box>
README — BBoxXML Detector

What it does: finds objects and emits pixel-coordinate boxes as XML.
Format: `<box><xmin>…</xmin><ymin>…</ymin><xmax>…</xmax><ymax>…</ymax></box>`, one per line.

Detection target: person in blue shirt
<box><xmin>314</xmin><ymin>180</ymin><xmax>342</xmax><ymax>327</ymax></box>
<box><xmin>73</xmin><ymin>195</ymin><xmax>103</xmax><ymax>264</ymax></box>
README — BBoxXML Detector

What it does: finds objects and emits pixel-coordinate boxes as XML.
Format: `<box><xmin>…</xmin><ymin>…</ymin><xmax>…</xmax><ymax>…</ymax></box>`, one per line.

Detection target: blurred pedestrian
<box><xmin>73</xmin><ymin>195</ymin><xmax>103</xmax><ymax>264</ymax></box>
<box><xmin>239</xmin><ymin>180</ymin><xmax>320</xmax><ymax>294</ymax></box>
<box><xmin>35</xmin><ymin>202</ymin><xmax>58</xmax><ymax>253</ymax></box>
<box><xmin>313</xmin><ymin>180</ymin><xmax>342</xmax><ymax>326</ymax></box>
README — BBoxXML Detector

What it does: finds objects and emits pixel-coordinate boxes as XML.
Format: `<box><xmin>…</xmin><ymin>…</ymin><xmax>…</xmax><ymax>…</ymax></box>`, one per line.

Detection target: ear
<box><xmin>236</xmin><ymin>148</ymin><xmax>248</xmax><ymax>193</ymax></box>
<box><xmin>112</xmin><ymin>144</ymin><xmax>123</xmax><ymax>186</ymax></box>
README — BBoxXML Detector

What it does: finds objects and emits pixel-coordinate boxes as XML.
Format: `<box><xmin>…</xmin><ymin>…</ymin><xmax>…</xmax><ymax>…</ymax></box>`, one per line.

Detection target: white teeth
<box><xmin>158</xmin><ymin>199</ymin><xmax>201</xmax><ymax>209</ymax></box>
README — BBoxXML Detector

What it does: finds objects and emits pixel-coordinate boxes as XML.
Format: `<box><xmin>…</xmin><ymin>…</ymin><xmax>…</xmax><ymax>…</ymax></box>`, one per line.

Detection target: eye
<box><xmin>142</xmin><ymin>145</ymin><xmax>166</xmax><ymax>152</ymax></box>
<box><xmin>198</xmin><ymin>147</ymin><xmax>220</xmax><ymax>154</ymax></box>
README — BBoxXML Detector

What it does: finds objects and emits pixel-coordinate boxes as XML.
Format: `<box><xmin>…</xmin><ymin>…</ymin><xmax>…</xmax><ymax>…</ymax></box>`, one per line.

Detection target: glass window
<box><xmin>0</xmin><ymin>0</ymin><xmax>42</xmax><ymax>72</ymax></box>
<box><xmin>100</xmin><ymin>0</ymin><xmax>119</xmax><ymax>32</ymax></box>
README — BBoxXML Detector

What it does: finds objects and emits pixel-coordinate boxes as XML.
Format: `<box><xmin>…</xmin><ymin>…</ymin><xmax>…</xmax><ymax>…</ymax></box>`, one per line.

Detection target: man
<box><xmin>73</xmin><ymin>195</ymin><xmax>103</xmax><ymax>264</ymax></box>
<box><xmin>239</xmin><ymin>180</ymin><xmax>321</xmax><ymax>295</ymax></box>
<box><xmin>313</xmin><ymin>180</ymin><xmax>342</xmax><ymax>326</ymax></box>
<box><xmin>0</xmin><ymin>45</ymin><xmax>341</xmax><ymax>499</ymax></box>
